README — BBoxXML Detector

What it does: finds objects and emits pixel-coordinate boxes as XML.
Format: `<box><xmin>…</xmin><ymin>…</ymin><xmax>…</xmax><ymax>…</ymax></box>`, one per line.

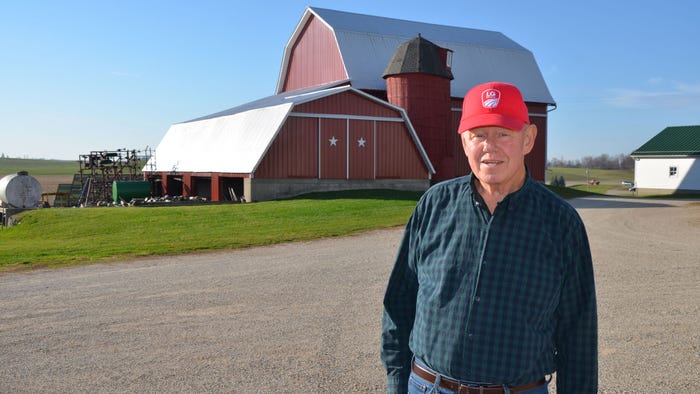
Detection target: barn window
<box><xmin>669</xmin><ymin>166</ymin><xmax>678</xmax><ymax>177</ymax></box>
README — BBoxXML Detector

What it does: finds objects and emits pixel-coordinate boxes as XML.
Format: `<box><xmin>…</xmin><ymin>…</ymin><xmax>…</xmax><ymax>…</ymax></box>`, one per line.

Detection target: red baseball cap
<box><xmin>458</xmin><ymin>81</ymin><xmax>530</xmax><ymax>134</ymax></box>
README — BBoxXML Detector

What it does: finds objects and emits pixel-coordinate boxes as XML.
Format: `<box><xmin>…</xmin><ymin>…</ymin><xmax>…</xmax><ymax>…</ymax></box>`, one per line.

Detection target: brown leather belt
<box><xmin>411</xmin><ymin>361</ymin><xmax>546</xmax><ymax>394</ymax></box>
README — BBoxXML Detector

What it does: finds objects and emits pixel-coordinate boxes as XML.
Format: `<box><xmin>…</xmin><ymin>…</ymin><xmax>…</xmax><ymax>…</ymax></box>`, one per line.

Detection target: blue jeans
<box><xmin>407</xmin><ymin>360</ymin><xmax>549</xmax><ymax>394</ymax></box>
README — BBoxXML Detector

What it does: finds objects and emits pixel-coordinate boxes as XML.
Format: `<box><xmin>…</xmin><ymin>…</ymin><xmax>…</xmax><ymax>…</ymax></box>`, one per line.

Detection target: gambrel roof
<box><xmin>277</xmin><ymin>7</ymin><xmax>555</xmax><ymax>105</ymax></box>
<box><xmin>631</xmin><ymin>125</ymin><xmax>700</xmax><ymax>157</ymax></box>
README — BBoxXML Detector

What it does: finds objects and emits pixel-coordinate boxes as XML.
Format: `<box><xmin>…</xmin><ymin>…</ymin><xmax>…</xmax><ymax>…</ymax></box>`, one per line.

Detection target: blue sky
<box><xmin>2</xmin><ymin>1</ymin><xmax>699</xmax><ymax>161</ymax></box>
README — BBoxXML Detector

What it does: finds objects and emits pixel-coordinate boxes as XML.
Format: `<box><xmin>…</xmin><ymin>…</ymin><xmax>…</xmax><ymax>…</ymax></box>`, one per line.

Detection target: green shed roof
<box><xmin>631</xmin><ymin>125</ymin><xmax>700</xmax><ymax>156</ymax></box>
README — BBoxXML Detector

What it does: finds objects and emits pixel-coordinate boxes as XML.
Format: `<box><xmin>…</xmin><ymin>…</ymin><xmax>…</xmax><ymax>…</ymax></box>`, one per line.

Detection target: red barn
<box><xmin>145</xmin><ymin>7</ymin><xmax>555</xmax><ymax>202</ymax></box>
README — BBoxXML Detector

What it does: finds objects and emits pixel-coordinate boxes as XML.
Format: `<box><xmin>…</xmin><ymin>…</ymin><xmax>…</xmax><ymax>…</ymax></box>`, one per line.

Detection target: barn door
<box><xmin>320</xmin><ymin>118</ymin><xmax>347</xmax><ymax>179</ymax></box>
<box><xmin>349</xmin><ymin>119</ymin><xmax>374</xmax><ymax>179</ymax></box>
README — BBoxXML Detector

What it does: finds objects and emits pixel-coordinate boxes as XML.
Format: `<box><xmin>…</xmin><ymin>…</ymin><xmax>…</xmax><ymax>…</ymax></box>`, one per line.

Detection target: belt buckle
<box><xmin>458</xmin><ymin>384</ymin><xmax>485</xmax><ymax>394</ymax></box>
<box><xmin>463</xmin><ymin>384</ymin><xmax>501</xmax><ymax>394</ymax></box>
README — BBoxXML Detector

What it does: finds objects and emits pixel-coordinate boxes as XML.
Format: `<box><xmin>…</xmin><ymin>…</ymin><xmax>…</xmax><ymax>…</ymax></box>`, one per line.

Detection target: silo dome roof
<box><xmin>382</xmin><ymin>34</ymin><xmax>454</xmax><ymax>80</ymax></box>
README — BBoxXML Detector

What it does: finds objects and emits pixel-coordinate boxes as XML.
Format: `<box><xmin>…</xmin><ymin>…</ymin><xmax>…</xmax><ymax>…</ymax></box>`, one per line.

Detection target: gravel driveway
<box><xmin>1</xmin><ymin>196</ymin><xmax>698</xmax><ymax>393</ymax></box>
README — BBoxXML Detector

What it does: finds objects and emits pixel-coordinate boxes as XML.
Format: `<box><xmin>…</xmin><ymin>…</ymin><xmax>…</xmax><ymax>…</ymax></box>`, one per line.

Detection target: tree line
<box><xmin>548</xmin><ymin>153</ymin><xmax>634</xmax><ymax>170</ymax></box>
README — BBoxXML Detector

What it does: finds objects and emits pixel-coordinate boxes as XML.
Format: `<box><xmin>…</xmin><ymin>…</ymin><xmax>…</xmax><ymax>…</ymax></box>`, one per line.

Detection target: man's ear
<box><xmin>523</xmin><ymin>124</ymin><xmax>537</xmax><ymax>155</ymax></box>
<box><xmin>460</xmin><ymin>131</ymin><xmax>470</xmax><ymax>151</ymax></box>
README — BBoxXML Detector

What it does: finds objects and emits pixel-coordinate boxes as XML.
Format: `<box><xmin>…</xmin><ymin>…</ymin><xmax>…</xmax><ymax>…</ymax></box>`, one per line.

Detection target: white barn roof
<box><xmin>277</xmin><ymin>7</ymin><xmax>555</xmax><ymax>105</ymax></box>
<box><xmin>145</xmin><ymin>83</ymin><xmax>433</xmax><ymax>174</ymax></box>
<box><xmin>146</xmin><ymin>102</ymin><xmax>291</xmax><ymax>174</ymax></box>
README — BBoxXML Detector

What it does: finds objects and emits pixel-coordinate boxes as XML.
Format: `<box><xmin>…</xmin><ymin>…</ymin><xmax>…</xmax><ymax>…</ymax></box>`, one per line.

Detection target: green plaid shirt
<box><xmin>381</xmin><ymin>174</ymin><xmax>597</xmax><ymax>393</ymax></box>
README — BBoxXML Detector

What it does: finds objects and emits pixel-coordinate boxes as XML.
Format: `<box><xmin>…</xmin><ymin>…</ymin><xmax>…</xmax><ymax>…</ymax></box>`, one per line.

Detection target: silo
<box><xmin>382</xmin><ymin>34</ymin><xmax>455</xmax><ymax>181</ymax></box>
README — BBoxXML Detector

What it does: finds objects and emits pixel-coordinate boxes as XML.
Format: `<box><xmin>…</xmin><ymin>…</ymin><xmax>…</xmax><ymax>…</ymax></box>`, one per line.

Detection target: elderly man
<box><xmin>381</xmin><ymin>81</ymin><xmax>597</xmax><ymax>394</ymax></box>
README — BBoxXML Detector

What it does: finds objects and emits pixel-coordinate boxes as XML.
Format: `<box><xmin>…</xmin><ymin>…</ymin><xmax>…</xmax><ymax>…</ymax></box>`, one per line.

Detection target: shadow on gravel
<box><xmin>569</xmin><ymin>197</ymin><xmax>676</xmax><ymax>209</ymax></box>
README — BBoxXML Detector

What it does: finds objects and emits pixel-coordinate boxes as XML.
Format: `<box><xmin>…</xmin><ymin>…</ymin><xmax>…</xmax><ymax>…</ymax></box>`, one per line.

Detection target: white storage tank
<box><xmin>0</xmin><ymin>171</ymin><xmax>43</xmax><ymax>209</ymax></box>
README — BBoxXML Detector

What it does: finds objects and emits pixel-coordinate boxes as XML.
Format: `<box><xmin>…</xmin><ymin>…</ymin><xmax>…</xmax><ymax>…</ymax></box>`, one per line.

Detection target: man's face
<box><xmin>460</xmin><ymin>124</ymin><xmax>537</xmax><ymax>192</ymax></box>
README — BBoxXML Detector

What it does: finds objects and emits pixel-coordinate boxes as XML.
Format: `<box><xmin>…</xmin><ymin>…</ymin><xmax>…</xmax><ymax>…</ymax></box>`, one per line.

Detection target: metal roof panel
<box><xmin>631</xmin><ymin>125</ymin><xmax>700</xmax><ymax>156</ymax></box>
<box><xmin>310</xmin><ymin>7</ymin><xmax>525</xmax><ymax>50</ymax></box>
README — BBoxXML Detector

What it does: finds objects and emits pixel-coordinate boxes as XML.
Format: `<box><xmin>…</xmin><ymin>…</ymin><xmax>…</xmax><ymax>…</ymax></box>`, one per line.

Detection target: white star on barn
<box><xmin>329</xmin><ymin>136</ymin><xmax>338</xmax><ymax>146</ymax></box>
<box><xmin>357</xmin><ymin>137</ymin><xmax>366</xmax><ymax>147</ymax></box>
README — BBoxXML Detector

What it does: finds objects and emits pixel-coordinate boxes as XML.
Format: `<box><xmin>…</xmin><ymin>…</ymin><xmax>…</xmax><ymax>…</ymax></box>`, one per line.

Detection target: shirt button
<box><xmin>475</xmin><ymin>296</ymin><xmax>481</xmax><ymax>303</ymax></box>
<box><xmin>468</xmin><ymin>333</ymin><xmax>474</xmax><ymax>340</ymax></box>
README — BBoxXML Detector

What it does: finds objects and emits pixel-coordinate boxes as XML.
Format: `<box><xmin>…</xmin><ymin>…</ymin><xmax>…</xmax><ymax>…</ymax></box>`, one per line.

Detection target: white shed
<box><xmin>631</xmin><ymin>125</ymin><xmax>700</xmax><ymax>193</ymax></box>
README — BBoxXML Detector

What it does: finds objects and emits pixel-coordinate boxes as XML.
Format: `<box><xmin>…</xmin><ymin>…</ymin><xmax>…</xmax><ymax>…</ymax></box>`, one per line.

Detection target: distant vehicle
<box><xmin>621</xmin><ymin>180</ymin><xmax>634</xmax><ymax>187</ymax></box>
<box><xmin>588</xmin><ymin>179</ymin><xmax>600</xmax><ymax>185</ymax></box>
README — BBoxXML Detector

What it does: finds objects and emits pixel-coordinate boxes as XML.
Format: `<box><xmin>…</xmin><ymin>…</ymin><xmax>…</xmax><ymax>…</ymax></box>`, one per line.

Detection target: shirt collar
<box><xmin>468</xmin><ymin>167</ymin><xmax>533</xmax><ymax>212</ymax></box>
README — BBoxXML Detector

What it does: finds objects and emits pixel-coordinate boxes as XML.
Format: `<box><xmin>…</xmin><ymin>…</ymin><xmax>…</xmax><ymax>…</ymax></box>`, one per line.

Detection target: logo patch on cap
<box><xmin>481</xmin><ymin>88</ymin><xmax>500</xmax><ymax>108</ymax></box>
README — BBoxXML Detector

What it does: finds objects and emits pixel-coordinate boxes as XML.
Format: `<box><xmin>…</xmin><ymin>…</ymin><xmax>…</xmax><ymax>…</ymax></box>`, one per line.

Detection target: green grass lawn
<box><xmin>0</xmin><ymin>158</ymin><xmax>79</xmax><ymax>175</ymax></box>
<box><xmin>547</xmin><ymin>166</ymin><xmax>637</xmax><ymax>196</ymax></box>
<box><xmin>0</xmin><ymin>189</ymin><xmax>422</xmax><ymax>272</ymax></box>
<box><xmin>547</xmin><ymin>166</ymin><xmax>634</xmax><ymax>185</ymax></box>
